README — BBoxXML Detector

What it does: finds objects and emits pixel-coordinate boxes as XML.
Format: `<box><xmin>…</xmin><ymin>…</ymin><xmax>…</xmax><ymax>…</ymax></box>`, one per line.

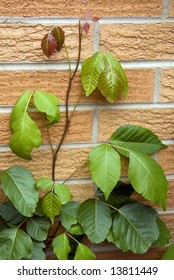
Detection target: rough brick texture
<box><xmin>0</xmin><ymin>69</ymin><xmax>154</xmax><ymax>105</ymax></box>
<box><xmin>0</xmin><ymin>0</ymin><xmax>174</xmax><ymax>260</ymax></box>
<box><xmin>100</xmin><ymin>23</ymin><xmax>174</xmax><ymax>61</ymax></box>
<box><xmin>0</xmin><ymin>0</ymin><xmax>163</xmax><ymax>17</ymax></box>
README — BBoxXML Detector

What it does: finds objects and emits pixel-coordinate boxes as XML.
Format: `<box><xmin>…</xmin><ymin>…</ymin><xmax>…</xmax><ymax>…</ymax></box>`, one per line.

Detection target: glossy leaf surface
<box><xmin>53</xmin><ymin>233</ymin><xmax>71</xmax><ymax>260</ymax></box>
<box><xmin>42</xmin><ymin>192</ymin><xmax>61</xmax><ymax>224</ymax></box>
<box><xmin>88</xmin><ymin>144</ymin><xmax>121</xmax><ymax>199</ymax></box>
<box><xmin>26</xmin><ymin>217</ymin><xmax>50</xmax><ymax>241</ymax></box>
<box><xmin>74</xmin><ymin>243</ymin><xmax>96</xmax><ymax>260</ymax></box>
<box><xmin>60</xmin><ymin>202</ymin><xmax>80</xmax><ymax>230</ymax></box>
<box><xmin>41</xmin><ymin>32</ymin><xmax>57</xmax><ymax>58</ymax></box>
<box><xmin>54</xmin><ymin>183</ymin><xmax>72</xmax><ymax>205</ymax></box>
<box><xmin>0</xmin><ymin>166</ymin><xmax>39</xmax><ymax>217</ymax></box>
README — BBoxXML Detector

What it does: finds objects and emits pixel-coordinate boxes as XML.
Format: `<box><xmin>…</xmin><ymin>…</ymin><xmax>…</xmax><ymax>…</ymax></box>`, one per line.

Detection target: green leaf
<box><xmin>74</xmin><ymin>243</ymin><xmax>96</xmax><ymax>260</ymax></box>
<box><xmin>0</xmin><ymin>200</ymin><xmax>24</xmax><ymax>224</ymax></box>
<box><xmin>78</xmin><ymin>199</ymin><xmax>112</xmax><ymax>243</ymax></box>
<box><xmin>50</xmin><ymin>26</ymin><xmax>65</xmax><ymax>52</ymax></box>
<box><xmin>88</xmin><ymin>144</ymin><xmax>121</xmax><ymax>199</ymax></box>
<box><xmin>110</xmin><ymin>125</ymin><xmax>166</xmax><ymax>157</ymax></box>
<box><xmin>35</xmin><ymin>178</ymin><xmax>54</xmax><ymax>191</ymax></box>
<box><xmin>0</xmin><ymin>228</ymin><xmax>32</xmax><ymax>260</ymax></box>
<box><xmin>54</xmin><ymin>183</ymin><xmax>72</xmax><ymax>205</ymax></box>
<box><xmin>113</xmin><ymin>203</ymin><xmax>159</xmax><ymax>254</ymax></box>
<box><xmin>104</xmin><ymin>51</ymin><xmax>128</xmax><ymax>97</ymax></box>
<box><xmin>161</xmin><ymin>243</ymin><xmax>174</xmax><ymax>260</ymax></box>
<box><xmin>60</xmin><ymin>201</ymin><xmax>80</xmax><ymax>230</ymax></box>
<box><xmin>34</xmin><ymin>198</ymin><xmax>44</xmax><ymax>217</ymax></box>
<box><xmin>34</xmin><ymin>90</ymin><xmax>61</xmax><ymax>125</ymax></box>
<box><xmin>0</xmin><ymin>166</ymin><xmax>39</xmax><ymax>217</ymax></box>
<box><xmin>128</xmin><ymin>151</ymin><xmax>168</xmax><ymax>210</ymax></box>
<box><xmin>27</xmin><ymin>241</ymin><xmax>46</xmax><ymax>260</ymax></box>
<box><xmin>9</xmin><ymin>91</ymin><xmax>42</xmax><ymax>159</ymax></box>
<box><xmin>42</xmin><ymin>192</ymin><xmax>61</xmax><ymax>224</ymax></box>
<box><xmin>98</xmin><ymin>67</ymin><xmax>124</xmax><ymax>103</ymax></box>
<box><xmin>68</xmin><ymin>224</ymin><xmax>84</xmax><ymax>235</ymax></box>
<box><xmin>52</xmin><ymin>233</ymin><xmax>71</xmax><ymax>260</ymax></box>
<box><xmin>81</xmin><ymin>52</ymin><xmax>105</xmax><ymax>96</ymax></box>
<box><xmin>26</xmin><ymin>217</ymin><xmax>50</xmax><ymax>241</ymax></box>
<box><xmin>153</xmin><ymin>217</ymin><xmax>171</xmax><ymax>247</ymax></box>
<box><xmin>107</xmin><ymin>229</ymin><xmax>115</xmax><ymax>244</ymax></box>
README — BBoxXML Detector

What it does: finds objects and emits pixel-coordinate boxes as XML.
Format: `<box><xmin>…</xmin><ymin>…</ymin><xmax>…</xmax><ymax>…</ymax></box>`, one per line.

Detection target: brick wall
<box><xmin>0</xmin><ymin>0</ymin><xmax>174</xmax><ymax>259</ymax></box>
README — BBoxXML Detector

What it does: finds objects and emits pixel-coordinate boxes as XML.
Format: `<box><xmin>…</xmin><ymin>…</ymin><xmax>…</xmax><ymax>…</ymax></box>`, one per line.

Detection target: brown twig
<box><xmin>51</xmin><ymin>21</ymin><xmax>82</xmax><ymax>181</ymax></box>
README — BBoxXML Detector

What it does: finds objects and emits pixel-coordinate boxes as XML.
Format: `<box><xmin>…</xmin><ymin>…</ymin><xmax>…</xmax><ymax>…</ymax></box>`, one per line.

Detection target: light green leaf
<box><xmin>52</xmin><ymin>233</ymin><xmax>71</xmax><ymax>260</ymax></box>
<box><xmin>0</xmin><ymin>200</ymin><xmax>24</xmax><ymax>224</ymax></box>
<box><xmin>9</xmin><ymin>113</ymin><xmax>42</xmax><ymax>160</ymax></box>
<box><xmin>104</xmin><ymin>51</ymin><xmax>128</xmax><ymax>97</ymax></box>
<box><xmin>0</xmin><ymin>228</ymin><xmax>32</xmax><ymax>260</ymax></box>
<box><xmin>113</xmin><ymin>203</ymin><xmax>159</xmax><ymax>254</ymax></box>
<box><xmin>110</xmin><ymin>125</ymin><xmax>166</xmax><ymax>157</ymax></box>
<box><xmin>9</xmin><ymin>91</ymin><xmax>42</xmax><ymax>160</ymax></box>
<box><xmin>88</xmin><ymin>144</ymin><xmax>121</xmax><ymax>199</ymax></box>
<box><xmin>78</xmin><ymin>199</ymin><xmax>112</xmax><ymax>243</ymax></box>
<box><xmin>0</xmin><ymin>166</ymin><xmax>39</xmax><ymax>217</ymax></box>
<box><xmin>54</xmin><ymin>183</ymin><xmax>72</xmax><ymax>205</ymax></box>
<box><xmin>26</xmin><ymin>217</ymin><xmax>50</xmax><ymax>241</ymax></box>
<box><xmin>10</xmin><ymin>90</ymin><xmax>33</xmax><ymax>127</ymax></box>
<box><xmin>107</xmin><ymin>229</ymin><xmax>115</xmax><ymax>244</ymax></box>
<box><xmin>98</xmin><ymin>67</ymin><xmax>124</xmax><ymax>103</ymax></box>
<box><xmin>26</xmin><ymin>241</ymin><xmax>46</xmax><ymax>260</ymax></box>
<box><xmin>42</xmin><ymin>192</ymin><xmax>61</xmax><ymax>224</ymax></box>
<box><xmin>74</xmin><ymin>243</ymin><xmax>96</xmax><ymax>260</ymax></box>
<box><xmin>153</xmin><ymin>217</ymin><xmax>171</xmax><ymax>247</ymax></box>
<box><xmin>161</xmin><ymin>243</ymin><xmax>174</xmax><ymax>260</ymax></box>
<box><xmin>68</xmin><ymin>224</ymin><xmax>84</xmax><ymax>235</ymax></box>
<box><xmin>81</xmin><ymin>52</ymin><xmax>105</xmax><ymax>96</ymax></box>
<box><xmin>128</xmin><ymin>151</ymin><xmax>168</xmax><ymax>210</ymax></box>
<box><xmin>34</xmin><ymin>90</ymin><xmax>61</xmax><ymax>124</ymax></box>
<box><xmin>35</xmin><ymin>178</ymin><xmax>54</xmax><ymax>191</ymax></box>
<box><xmin>60</xmin><ymin>201</ymin><xmax>80</xmax><ymax>230</ymax></box>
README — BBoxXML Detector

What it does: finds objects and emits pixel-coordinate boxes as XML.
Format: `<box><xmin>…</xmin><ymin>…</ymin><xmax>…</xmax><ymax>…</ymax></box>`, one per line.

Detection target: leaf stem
<box><xmin>66</xmin><ymin>232</ymin><xmax>79</xmax><ymax>244</ymax></box>
<box><xmin>51</xmin><ymin>21</ymin><xmax>82</xmax><ymax>181</ymax></box>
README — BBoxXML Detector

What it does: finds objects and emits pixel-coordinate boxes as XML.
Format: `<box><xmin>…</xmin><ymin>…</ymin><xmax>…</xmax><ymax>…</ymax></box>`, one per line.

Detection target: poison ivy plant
<box><xmin>161</xmin><ymin>243</ymin><xmax>174</xmax><ymax>260</ymax></box>
<box><xmin>0</xmin><ymin>19</ymin><xmax>172</xmax><ymax>261</ymax></box>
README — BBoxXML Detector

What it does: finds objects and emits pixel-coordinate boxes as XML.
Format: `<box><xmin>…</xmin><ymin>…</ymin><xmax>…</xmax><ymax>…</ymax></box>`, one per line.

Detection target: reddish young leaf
<box><xmin>83</xmin><ymin>22</ymin><xmax>91</xmax><ymax>35</ymax></box>
<box><xmin>83</xmin><ymin>10</ymin><xmax>92</xmax><ymax>21</ymax></box>
<box><xmin>41</xmin><ymin>33</ymin><xmax>57</xmax><ymax>58</ymax></box>
<box><xmin>50</xmin><ymin>26</ymin><xmax>65</xmax><ymax>52</ymax></box>
<box><xmin>92</xmin><ymin>16</ymin><xmax>101</xmax><ymax>22</ymax></box>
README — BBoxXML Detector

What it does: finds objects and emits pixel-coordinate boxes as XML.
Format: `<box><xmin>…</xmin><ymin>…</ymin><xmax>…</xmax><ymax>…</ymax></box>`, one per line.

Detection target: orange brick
<box><xmin>100</xmin><ymin>23</ymin><xmax>174</xmax><ymax>61</ymax></box>
<box><xmin>0</xmin><ymin>24</ymin><xmax>93</xmax><ymax>62</ymax></box>
<box><xmin>0</xmin><ymin>0</ymin><xmax>163</xmax><ymax>17</ymax></box>
<box><xmin>98</xmin><ymin>108</ymin><xmax>174</xmax><ymax>141</ymax></box>
<box><xmin>169</xmin><ymin>0</ymin><xmax>174</xmax><ymax>17</ymax></box>
<box><xmin>160</xmin><ymin>69</ymin><xmax>174</xmax><ymax>102</ymax></box>
<box><xmin>158</xmin><ymin>145</ymin><xmax>174</xmax><ymax>175</ymax></box>
<box><xmin>0</xmin><ymin>69</ymin><xmax>154</xmax><ymax>106</ymax></box>
<box><xmin>68</xmin><ymin>182</ymin><xmax>95</xmax><ymax>202</ymax></box>
<box><xmin>0</xmin><ymin>110</ymin><xmax>93</xmax><ymax>145</ymax></box>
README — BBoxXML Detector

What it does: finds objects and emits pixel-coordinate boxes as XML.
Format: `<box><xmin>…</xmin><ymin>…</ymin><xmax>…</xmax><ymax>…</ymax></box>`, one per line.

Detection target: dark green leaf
<box><xmin>110</xmin><ymin>125</ymin><xmax>166</xmax><ymax>157</ymax></box>
<box><xmin>113</xmin><ymin>203</ymin><xmax>159</xmax><ymax>254</ymax></box>
<box><xmin>53</xmin><ymin>233</ymin><xmax>71</xmax><ymax>260</ymax></box>
<box><xmin>153</xmin><ymin>217</ymin><xmax>171</xmax><ymax>247</ymax></box>
<box><xmin>0</xmin><ymin>227</ymin><xmax>32</xmax><ymax>260</ymax></box>
<box><xmin>78</xmin><ymin>199</ymin><xmax>112</xmax><ymax>243</ymax></box>
<box><xmin>161</xmin><ymin>243</ymin><xmax>174</xmax><ymax>260</ymax></box>
<box><xmin>81</xmin><ymin>52</ymin><xmax>105</xmax><ymax>96</ymax></box>
<box><xmin>0</xmin><ymin>166</ymin><xmax>39</xmax><ymax>217</ymax></box>
<box><xmin>88</xmin><ymin>144</ymin><xmax>121</xmax><ymax>199</ymax></box>
<box><xmin>26</xmin><ymin>217</ymin><xmax>50</xmax><ymax>241</ymax></box>
<box><xmin>42</xmin><ymin>192</ymin><xmax>61</xmax><ymax>224</ymax></box>
<box><xmin>0</xmin><ymin>200</ymin><xmax>24</xmax><ymax>224</ymax></box>
<box><xmin>128</xmin><ymin>151</ymin><xmax>168</xmax><ymax>210</ymax></box>
<box><xmin>74</xmin><ymin>243</ymin><xmax>96</xmax><ymax>260</ymax></box>
<box><xmin>60</xmin><ymin>201</ymin><xmax>80</xmax><ymax>230</ymax></box>
<box><xmin>34</xmin><ymin>90</ymin><xmax>61</xmax><ymax>125</ymax></box>
<box><xmin>26</xmin><ymin>241</ymin><xmax>46</xmax><ymax>260</ymax></box>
